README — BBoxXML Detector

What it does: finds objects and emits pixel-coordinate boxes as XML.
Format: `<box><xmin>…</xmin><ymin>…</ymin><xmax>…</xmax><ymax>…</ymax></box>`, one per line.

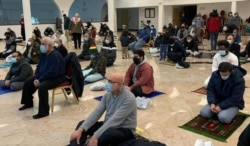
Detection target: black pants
<box><xmin>21</xmin><ymin>27</ymin><xmax>25</xmax><ymax>41</ymax></box>
<box><xmin>70</xmin><ymin>120</ymin><xmax>135</xmax><ymax>146</ymax></box>
<box><xmin>129</xmin><ymin>81</ymin><xmax>148</xmax><ymax>97</ymax></box>
<box><xmin>20</xmin><ymin>76</ymin><xmax>62</xmax><ymax>115</ymax></box>
<box><xmin>167</xmin><ymin>52</ymin><xmax>184</xmax><ymax>63</ymax></box>
<box><xmin>238</xmin><ymin>124</ymin><xmax>250</xmax><ymax>146</ymax></box>
<box><xmin>72</xmin><ymin>33</ymin><xmax>82</xmax><ymax>49</ymax></box>
<box><xmin>0</xmin><ymin>52</ymin><xmax>13</xmax><ymax>58</ymax></box>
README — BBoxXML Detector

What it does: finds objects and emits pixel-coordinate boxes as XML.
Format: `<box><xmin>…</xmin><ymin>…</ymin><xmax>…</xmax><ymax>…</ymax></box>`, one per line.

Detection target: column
<box><xmin>108</xmin><ymin>0</ymin><xmax>117</xmax><ymax>34</ymax></box>
<box><xmin>158</xmin><ymin>0</ymin><xmax>164</xmax><ymax>32</ymax></box>
<box><xmin>22</xmin><ymin>0</ymin><xmax>32</xmax><ymax>42</ymax></box>
<box><xmin>231</xmin><ymin>1</ymin><xmax>237</xmax><ymax>14</ymax></box>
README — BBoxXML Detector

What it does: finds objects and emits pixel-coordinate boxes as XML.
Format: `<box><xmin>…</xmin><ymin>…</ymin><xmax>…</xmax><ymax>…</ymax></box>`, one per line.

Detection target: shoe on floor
<box><xmin>175</xmin><ymin>63</ymin><xmax>184</xmax><ymax>69</ymax></box>
<box><xmin>33</xmin><ymin>113</ymin><xmax>49</xmax><ymax>119</ymax></box>
<box><xmin>18</xmin><ymin>105</ymin><xmax>33</xmax><ymax>111</ymax></box>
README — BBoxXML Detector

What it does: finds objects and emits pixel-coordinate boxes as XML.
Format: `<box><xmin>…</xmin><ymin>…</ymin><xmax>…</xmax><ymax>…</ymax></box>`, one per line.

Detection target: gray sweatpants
<box><xmin>0</xmin><ymin>80</ymin><xmax>24</xmax><ymax>91</ymax></box>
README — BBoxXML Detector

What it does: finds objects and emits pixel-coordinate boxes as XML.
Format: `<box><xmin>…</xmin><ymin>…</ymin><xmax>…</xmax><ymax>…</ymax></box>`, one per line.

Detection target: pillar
<box><xmin>231</xmin><ymin>1</ymin><xmax>237</xmax><ymax>14</ymax></box>
<box><xmin>158</xmin><ymin>0</ymin><xmax>164</xmax><ymax>32</ymax></box>
<box><xmin>108</xmin><ymin>0</ymin><xmax>117</xmax><ymax>34</ymax></box>
<box><xmin>22</xmin><ymin>0</ymin><xmax>32</xmax><ymax>41</ymax></box>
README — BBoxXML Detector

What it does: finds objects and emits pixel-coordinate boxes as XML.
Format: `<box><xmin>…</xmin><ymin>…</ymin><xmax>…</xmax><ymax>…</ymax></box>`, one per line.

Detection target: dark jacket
<box><xmin>138</xmin><ymin>27</ymin><xmax>151</xmax><ymax>42</ymax></box>
<box><xmin>119</xmin><ymin>139</ymin><xmax>166</xmax><ymax>146</ymax></box>
<box><xmin>183</xmin><ymin>38</ymin><xmax>198</xmax><ymax>52</ymax></box>
<box><xmin>207</xmin><ymin>66</ymin><xmax>247</xmax><ymax>110</ymax></box>
<box><xmin>5</xmin><ymin>58</ymin><xmax>33</xmax><ymax>83</ymax></box>
<box><xmin>120</xmin><ymin>35</ymin><xmax>129</xmax><ymax>47</ymax></box>
<box><xmin>55</xmin><ymin>45</ymin><xmax>68</xmax><ymax>58</ymax></box>
<box><xmin>64</xmin><ymin>52</ymin><xmax>84</xmax><ymax>98</ymax></box>
<box><xmin>159</xmin><ymin>33</ymin><xmax>170</xmax><ymax>45</ymax></box>
<box><xmin>44</xmin><ymin>27</ymin><xmax>54</xmax><ymax>36</ymax></box>
<box><xmin>23</xmin><ymin>42</ymin><xmax>41</xmax><ymax>64</ymax></box>
<box><xmin>84</xmin><ymin>52</ymin><xmax>107</xmax><ymax>77</ymax></box>
<box><xmin>78</xmin><ymin>38</ymin><xmax>95</xmax><ymax>59</ymax></box>
<box><xmin>101</xmin><ymin>41</ymin><xmax>117</xmax><ymax>67</ymax></box>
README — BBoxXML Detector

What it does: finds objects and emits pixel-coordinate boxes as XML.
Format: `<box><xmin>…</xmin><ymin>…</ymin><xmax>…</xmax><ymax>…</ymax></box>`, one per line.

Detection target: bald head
<box><xmin>108</xmin><ymin>73</ymin><xmax>123</xmax><ymax>83</ymax></box>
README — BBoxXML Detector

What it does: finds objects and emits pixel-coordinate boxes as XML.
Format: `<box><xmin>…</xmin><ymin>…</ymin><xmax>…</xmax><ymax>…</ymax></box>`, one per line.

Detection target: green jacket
<box><xmin>23</xmin><ymin>42</ymin><xmax>41</xmax><ymax>64</ymax></box>
<box><xmin>84</xmin><ymin>53</ymin><xmax>107</xmax><ymax>76</ymax></box>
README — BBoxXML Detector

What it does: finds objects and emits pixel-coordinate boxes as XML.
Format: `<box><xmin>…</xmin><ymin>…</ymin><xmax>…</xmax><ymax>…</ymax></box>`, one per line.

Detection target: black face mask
<box><xmin>133</xmin><ymin>57</ymin><xmax>141</xmax><ymax>65</ymax></box>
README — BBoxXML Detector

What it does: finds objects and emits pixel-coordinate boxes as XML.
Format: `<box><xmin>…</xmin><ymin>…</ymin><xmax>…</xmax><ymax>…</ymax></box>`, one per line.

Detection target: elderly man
<box><xmin>0</xmin><ymin>51</ymin><xmax>33</xmax><ymax>91</ymax></box>
<box><xmin>200</xmin><ymin>62</ymin><xmax>246</xmax><ymax>123</ymax></box>
<box><xmin>69</xmin><ymin>73</ymin><xmax>137</xmax><ymax>146</ymax></box>
<box><xmin>19</xmin><ymin>37</ymin><xmax>65</xmax><ymax>119</ymax></box>
<box><xmin>124</xmin><ymin>50</ymin><xmax>154</xmax><ymax>97</ymax></box>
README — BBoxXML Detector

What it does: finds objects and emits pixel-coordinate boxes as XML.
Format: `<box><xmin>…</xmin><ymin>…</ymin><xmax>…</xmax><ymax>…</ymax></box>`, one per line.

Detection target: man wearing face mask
<box><xmin>167</xmin><ymin>38</ymin><xmax>187</xmax><ymax>69</ymax></box>
<box><xmin>54</xmin><ymin>38</ymin><xmax>68</xmax><ymax>58</ymax></box>
<box><xmin>69</xmin><ymin>73</ymin><xmax>136</xmax><ymax>146</ymax></box>
<box><xmin>176</xmin><ymin>24</ymin><xmax>188</xmax><ymax>43</ymax></box>
<box><xmin>227</xmin><ymin>34</ymin><xmax>240</xmax><ymax>63</ymax></box>
<box><xmin>124</xmin><ymin>50</ymin><xmax>154</xmax><ymax>97</ymax></box>
<box><xmin>0</xmin><ymin>51</ymin><xmax>33</xmax><ymax>91</ymax></box>
<box><xmin>184</xmin><ymin>35</ymin><xmax>201</xmax><ymax>57</ymax></box>
<box><xmin>200</xmin><ymin>62</ymin><xmax>246</xmax><ymax>123</ymax></box>
<box><xmin>204</xmin><ymin>40</ymin><xmax>238</xmax><ymax>88</ymax></box>
<box><xmin>101</xmin><ymin>35</ymin><xmax>117</xmax><ymax>67</ymax></box>
<box><xmin>19</xmin><ymin>37</ymin><xmax>65</xmax><ymax>119</ymax></box>
<box><xmin>23</xmin><ymin>38</ymin><xmax>41</xmax><ymax>64</ymax></box>
<box><xmin>0</xmin><ymin>32</ymin><xmax>16</xmax><ymax>58</ymax></box>
<box><xmin>82</xmin><ymin>51</ymin><xmax>107</xmax><ymax>83</ymax></box>
<box><xmin>78</xmin><ymin>33</ymin><xmax>95</xmax><ymax>60</ymax></box>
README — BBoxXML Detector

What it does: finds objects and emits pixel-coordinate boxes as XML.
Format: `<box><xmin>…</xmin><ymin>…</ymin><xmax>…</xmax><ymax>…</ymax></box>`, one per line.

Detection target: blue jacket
<box><xmin>64</xmin><ymin>17</ymin><xmax>71</xmax><ymax>30</ymax></box>
<box><xmin>34</xmin><ymin>50</ymin><xmax>65</xmax><ymax>82</ymax></box>
<box><xmin>138</xmin><ymin>27</ymin><xmax>151</xmax><ymax>42</ymax></box>
<box><xmin>207</xmin><ymin>66</ymin><xmax>247</xmax><ymax>110</ymax></box>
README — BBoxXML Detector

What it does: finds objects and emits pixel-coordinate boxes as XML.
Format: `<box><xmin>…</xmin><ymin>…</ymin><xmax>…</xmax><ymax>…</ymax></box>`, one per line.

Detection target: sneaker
<box><xmin>175</xmin><ymin>63</ymin><xmax>184</xmax><ymax>69</ymax></box>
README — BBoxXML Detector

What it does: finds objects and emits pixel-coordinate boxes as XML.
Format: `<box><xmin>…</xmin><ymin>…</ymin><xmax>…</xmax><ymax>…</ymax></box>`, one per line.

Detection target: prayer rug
<box><xmin>94</xmin><ymin>90</ymin><xmax>165</xmax><ymax>101</ymax></box>
<box><xmin>179</xmin><ymin>112</ymin><xmax>250</xmax><ymax>142</ymax></box>
<box><xmin>192</xmin><ymin>87</ymin><xmax>207</xmax><ymax>95</ymax></box>
<box><xmin>0</xmin><ymin>88</ymin><xmax>12</xmax><ymax>95</ymax></box>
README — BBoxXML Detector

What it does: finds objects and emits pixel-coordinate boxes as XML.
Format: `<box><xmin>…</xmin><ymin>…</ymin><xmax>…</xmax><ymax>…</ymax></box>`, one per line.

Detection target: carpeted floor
<box><xmin>179</xmin><ymin>112</ymin><xmax>250</xmax><ymax>142</ymax></box>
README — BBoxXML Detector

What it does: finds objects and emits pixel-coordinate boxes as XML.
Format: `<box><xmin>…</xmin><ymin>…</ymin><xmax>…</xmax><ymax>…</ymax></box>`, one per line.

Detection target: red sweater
<box><xmin>207</xmin><ymin>17</ymin><xmax>221</xmax><ymax>33</ymax></box>
<box><xmin>124</xmin><ymin>62</ymin><xmax>154</xmax><ymax>94</ymax></box>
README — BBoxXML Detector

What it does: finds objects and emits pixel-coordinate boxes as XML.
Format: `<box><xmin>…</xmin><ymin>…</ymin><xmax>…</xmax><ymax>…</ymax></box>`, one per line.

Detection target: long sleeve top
<box><xmin>212</xmin><ymin>52</ymin><xmax>238</xmax><ymax>72</ymax></box>
<box><xmin>80</xmin><ymin>87</ymin><xmax>137</xmax><ymax>138</ymax></box>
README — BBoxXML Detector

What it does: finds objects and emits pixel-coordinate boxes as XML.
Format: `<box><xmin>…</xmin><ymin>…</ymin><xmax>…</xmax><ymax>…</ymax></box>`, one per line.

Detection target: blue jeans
<box><xmin>82</xmin><ymin>68</ymin><xmax>104</xmax><ymax>83</ymax></box>
<box><xmin>128</xmin><ymin>39</ymin><xmax>146</xmax><ymax>51</ymax></box>
<box><xmin>209</xmin><ymin>32</ymin><xmax>219</xmax><ymax>51</ymax></box>
<box><xmin>160</xmin><ymin>44</ymin><xmax>168</xmax><ymax>60</ymax></box>
<box><xmin>200</xmin><ymin>104</ymin><xmax>239</xmax><ymax>123</ymax></box>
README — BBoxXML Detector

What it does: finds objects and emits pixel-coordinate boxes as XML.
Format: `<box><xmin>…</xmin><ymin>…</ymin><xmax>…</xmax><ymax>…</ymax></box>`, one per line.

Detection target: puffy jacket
<box><xmin>207</xmin><ymin>66</ymin><xmax>247</xmax><ymax>109</ymax></box>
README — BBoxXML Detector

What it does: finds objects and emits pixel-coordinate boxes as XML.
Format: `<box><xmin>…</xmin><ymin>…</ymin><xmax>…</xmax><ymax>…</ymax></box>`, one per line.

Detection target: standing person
<box><xmin>159</xmin><ymin>26</ymin><xmax>170</xmax><ymax>61</ymax></box>
<box><xmin>0</xmin><ymin>51</ymin><xmax>33</xmax><ymax>91</ymax></box>
<box><xmin>207</xmin><ymin>10</ymin><xmax>221</xmax><ymax>54</ymax></box>
<box><xmin>69</xmin><ymin>72</ymin><xmax>136</xmax><ymax>146</ymax></box>
<box><xmin>63</xmin><ymin>14</ymin><xmax>71</xmax><ymax>43</ymax></box>
<box><xmin>226</xmin><ymin>12</ymin><xmax>234</xmax><ymax>24</ymax></box>
<box><xmin>20</xmin><ymin>14</ymin><xmax>25</xmax><ymax>41</ymax></box>
<box><xmin>232</xmin><ymin>12</ymin><xmax>242</xmax><ymax>31</ymax></box>
<box><xmin>18</xmin><ymin>37</ymin><xmax>65</xmax><ymax>119</ymax></box>
<box><xmin>69</xmin><ymin>13</ymin><xmax>84</xmax><ymax>49</ymax></box>
<box><xmin>120</xmin><ymin>30</ymin><xmax>130</xmax><ymax>59</ymax></box>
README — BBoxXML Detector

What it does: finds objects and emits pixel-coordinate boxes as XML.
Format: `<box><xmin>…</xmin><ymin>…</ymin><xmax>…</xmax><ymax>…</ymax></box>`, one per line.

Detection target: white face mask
<box><xmin>54</xmin><ymin>43</ymin><xmax>59</xmax><ymax>47</ymax></box>
<box><xmin>227</xmin><ymin>40</ymin><xmax>232</xmax><ymax>44</ymax></box>
<box><xmin>187</xmin><ymin>39</ymin><xmax>191</xmax><ymax>43</ymax></box>
<box><xmin>221</xmin><ymin>75</ymin><xmax>230</xmax><ymax>80</ymax></box>
<box><xmin>27</xmin><ymin>41</ymin><xmax>31</xmax><ymax>46</ymax></box>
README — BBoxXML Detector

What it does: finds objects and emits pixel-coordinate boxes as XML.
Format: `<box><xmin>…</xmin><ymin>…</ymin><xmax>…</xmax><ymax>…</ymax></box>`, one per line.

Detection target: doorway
<box><xmin>172</xmin><ymin>5</ymin><xmax>197</xmax><ymax>27</ymax></box>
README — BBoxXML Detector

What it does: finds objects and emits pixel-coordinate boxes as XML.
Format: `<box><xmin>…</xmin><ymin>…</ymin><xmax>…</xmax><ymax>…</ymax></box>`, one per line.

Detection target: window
<box><xmin>0</xmin><ymin>0</ymin><xmax>61</xmax><ymax>25</ymax></box>
<box><xmin>145</xmin><ymin>8</ymin><xmax>155</xmax><ymax>18</ymax></box>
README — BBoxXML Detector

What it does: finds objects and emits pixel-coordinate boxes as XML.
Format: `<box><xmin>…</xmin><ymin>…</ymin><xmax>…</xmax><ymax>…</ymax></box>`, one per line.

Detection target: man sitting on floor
<box><xmin>19</xmin><ymin>37</ymin><xmax>65</xmax><ymax>119</ymax></box>
<box><xmin>78</xmin><ymin>33</ymin><xmax>95</xmax><ymax>60</ymax></box>
<box><xmin>54</xmin><ymin>38</ymin><xmax>68</xmax><ymax>58</ymax></box>
<box><xmin>200</xmin><ymin>62</ymin><xmax>246</xmax><ymax>124</ymax></box>
<box><xmin>183</xmin><ymin>35</ymin><xmax>201</xmax><ymax>57</ymax></box>
<box><xmin>69</xmin><ymin>72</ymin><xmax>136</xmax><ymax>146</ymax></box>
<box><xmin>23</xmin><ymin>37</ymin><xmax>41</xmax><ymax>64</ymax></box>
<box><xmin>0</xmin><ymin>51</ymin><xmax>33</xmax><ymax>91</ymax></box>
<box><xmin>0</xmin><ymin>32</ymin><xmax>16</xmax><ymax>58</ymax></box>
<box><xmin>124</xmin><ymin>50</ymin><xmax>154</xmax><ymax>97</ymax></box>
<box><xmin>82</xmin><ymin>51</ymin><xmax>107</xmax><ymax>83</ymax></box>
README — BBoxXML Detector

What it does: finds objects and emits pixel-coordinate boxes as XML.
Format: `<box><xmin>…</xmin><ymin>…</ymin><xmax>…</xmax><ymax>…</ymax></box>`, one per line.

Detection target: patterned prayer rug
<box><xmin>179</xmin><ymin>112</ymin><xmax>250</xmax><ymax>142</ymax></box>
<box><xmin>192</xmin><ymin>87</ymin><xmax>207</xmax><ymax>95</ymax></box>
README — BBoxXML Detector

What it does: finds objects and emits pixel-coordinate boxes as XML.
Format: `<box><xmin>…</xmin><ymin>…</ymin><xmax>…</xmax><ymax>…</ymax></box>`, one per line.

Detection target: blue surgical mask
<box><xmin>9</xmin><ymin>57</ymin><xmax>17</xmax><ymax>63</ymax></box>
<box><xmin>105</xmin><ymin>40</ymin><xmax>110</xmax><ymax>44</ymax></box>
<box><xmin>105</xmin><ymin>82</ymin><xmax>112</xmax><ymax>92</ymax></box>
<box><xmin>221</xmin><ymin>75</ymin><xmax>230</xmax><ymax>80</ymax></box>
<box><xmin>40</xmin><ymin>45</ymin><xmax>47</xmax><ymax>53</ymax></box>
<box><xmin>219</xmin><ymin>50</ymin><xmax>226</xmax><ymax>56</ymax></box>
<box><xmin>170</xmin><ymin>44</ymin><xmax>174</xmax><ymax>47</ymax></box>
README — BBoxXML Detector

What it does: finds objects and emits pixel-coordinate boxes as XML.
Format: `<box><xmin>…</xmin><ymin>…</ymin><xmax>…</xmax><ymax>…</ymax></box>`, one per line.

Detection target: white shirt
<box><xmin>212</xmin><ymin>52</ymin><xmax>238</xmax><ymax>72</ymax></box>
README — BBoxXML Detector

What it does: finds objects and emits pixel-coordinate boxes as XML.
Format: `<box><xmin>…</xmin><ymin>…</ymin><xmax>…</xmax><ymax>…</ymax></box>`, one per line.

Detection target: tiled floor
<box><xmin>0</xmin><ymin>34</ymin><xmax>250</xmax><ymax>146</ymax></box>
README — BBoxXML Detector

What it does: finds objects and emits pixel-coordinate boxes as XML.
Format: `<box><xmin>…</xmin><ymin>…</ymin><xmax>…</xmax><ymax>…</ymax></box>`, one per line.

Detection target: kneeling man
<box><xmin>200</xmin><ymin>62</ymin><xmax>246</xmax><ymax>123</ymax></box>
